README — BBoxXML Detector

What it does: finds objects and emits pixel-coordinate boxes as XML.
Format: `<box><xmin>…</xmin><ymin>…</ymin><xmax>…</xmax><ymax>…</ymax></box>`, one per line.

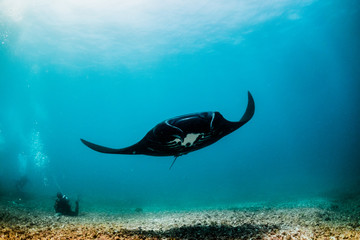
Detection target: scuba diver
<box><xmin>15</xmin><ymin>176</ymin><xmax>29</xmax><ymax>192</ymax></box>
<box><xmin>54</xmin><ymin>192</ymin><xmax>79</xmax><ymax>216</ymax></box>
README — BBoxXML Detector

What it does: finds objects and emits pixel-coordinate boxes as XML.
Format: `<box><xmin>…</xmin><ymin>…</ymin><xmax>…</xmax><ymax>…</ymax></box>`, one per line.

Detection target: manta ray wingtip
<box><xmin>80</xmin><ymin>138</ymin><xmax>122</xmax><ymax>154</ymax></box>
<box><xmin>238</xmin><ymin>91</ymin><xmax>255</xmax><ymax>125</ymax></box>
<box><xmin>247</xmin><ymin>91</ymin><xmax>254</xmax><ymax>102</ymax></box>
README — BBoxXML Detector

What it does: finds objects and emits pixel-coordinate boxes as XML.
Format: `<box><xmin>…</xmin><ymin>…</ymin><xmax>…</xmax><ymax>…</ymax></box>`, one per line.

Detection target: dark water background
<box><xmin>0</xmin><ymin>0</ymin><xmax>359</xmax><ymax>210</ymax></box>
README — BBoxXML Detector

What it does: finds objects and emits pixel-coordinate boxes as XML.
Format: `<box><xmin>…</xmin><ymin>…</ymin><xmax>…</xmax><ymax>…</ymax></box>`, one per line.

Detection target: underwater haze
<box><xmin>0</xmin><ymin>0</ymin><xmax>359</xmax><ymax>209</ymax></box>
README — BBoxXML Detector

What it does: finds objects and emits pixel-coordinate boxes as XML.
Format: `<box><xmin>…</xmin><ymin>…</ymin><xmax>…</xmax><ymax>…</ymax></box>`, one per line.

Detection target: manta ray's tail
<box><xmin>80</xmin><ymin>139</ymin><xmax>136</xmax><ymax>154</ymax></box>
<box><xmin>238</xmin><ymin>91</ymin><xmax>255</xmax><ymax>126</ymax></box>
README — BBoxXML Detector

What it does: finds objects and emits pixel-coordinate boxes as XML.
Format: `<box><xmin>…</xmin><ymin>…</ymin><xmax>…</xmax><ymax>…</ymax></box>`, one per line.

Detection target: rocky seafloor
<box><xmin>1</xmin><ymin>194</ymin><xmax>360</xmax><ymax>240</ymax></box>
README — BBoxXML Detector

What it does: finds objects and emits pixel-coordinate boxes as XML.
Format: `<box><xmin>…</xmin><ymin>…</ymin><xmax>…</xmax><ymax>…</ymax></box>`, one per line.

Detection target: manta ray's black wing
<box><xmin>80</xmin><ymin>139</ymin><xmax>138</xmax><ymax>154</ymax></box>
<box><xmin>239</xmin><ymin>91</ymin><xmax>255</xmax><ymax>126</ymax></box>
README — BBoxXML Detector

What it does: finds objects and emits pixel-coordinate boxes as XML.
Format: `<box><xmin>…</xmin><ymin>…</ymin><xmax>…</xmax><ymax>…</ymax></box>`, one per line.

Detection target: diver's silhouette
<box><xmin>54</xmin><ymin>192</ymin><xmax>79</xmax><ymax>216</ymax></box>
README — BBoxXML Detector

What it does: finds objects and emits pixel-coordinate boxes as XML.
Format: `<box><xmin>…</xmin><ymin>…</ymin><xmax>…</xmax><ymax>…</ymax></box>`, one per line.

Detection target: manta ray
<box><xmin>81</xmin><ymin>91</ymin><xmax>255</xmax><ymax>169</ymax></box>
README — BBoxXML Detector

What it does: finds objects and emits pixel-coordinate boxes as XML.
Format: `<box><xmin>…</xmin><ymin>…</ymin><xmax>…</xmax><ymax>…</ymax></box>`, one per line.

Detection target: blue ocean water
<box><xmin>0</xmin><ymin>0</ymin><xmax>359</xmax><ymax>210</ymax></box>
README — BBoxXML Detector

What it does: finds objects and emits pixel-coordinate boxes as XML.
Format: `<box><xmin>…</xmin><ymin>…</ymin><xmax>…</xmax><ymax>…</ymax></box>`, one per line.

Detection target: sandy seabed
<box><xmin>1</xmin><ymin>194</ymin><xmax>359</xmax><ymax>240</ymax></box>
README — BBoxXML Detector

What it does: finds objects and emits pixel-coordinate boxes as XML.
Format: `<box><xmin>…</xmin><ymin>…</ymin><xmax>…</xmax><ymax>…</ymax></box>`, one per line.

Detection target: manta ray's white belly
<box><xmin>173</xmin><ymin>133</ymin><xmax>203</xmax><ymax>147</ymax></box>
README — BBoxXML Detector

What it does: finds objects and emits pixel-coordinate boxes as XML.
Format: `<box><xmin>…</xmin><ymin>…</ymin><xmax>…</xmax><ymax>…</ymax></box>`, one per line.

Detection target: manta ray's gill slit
<box><xmin>195</xmin><ymin>134</ymin><xmax>213</xmax><ymax>145</ymax></box>
<box><xmin>147</xmin><ymin>147</ymin><xmax>155</xmax><ymax>152</ymax></box>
